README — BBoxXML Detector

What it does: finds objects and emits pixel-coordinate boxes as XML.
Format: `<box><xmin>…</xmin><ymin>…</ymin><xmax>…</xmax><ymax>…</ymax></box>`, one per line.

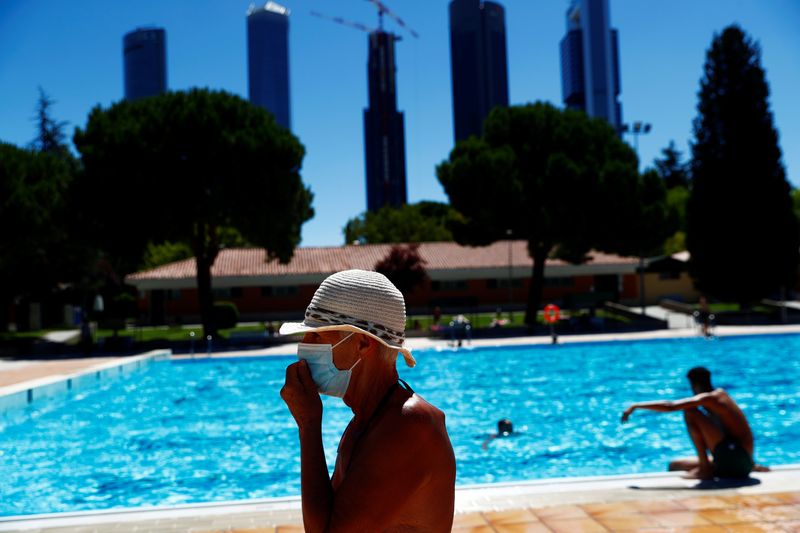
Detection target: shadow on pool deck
<box><xmin>629</xmin><ymin>475</ymin><xmax>762</xmax><ymax>491</ymax></box>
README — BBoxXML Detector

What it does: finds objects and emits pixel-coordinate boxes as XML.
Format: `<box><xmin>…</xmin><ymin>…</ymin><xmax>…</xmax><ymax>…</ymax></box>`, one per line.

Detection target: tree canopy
<box><xmin>73</xmin><ymin>89</ymin><xmax>314</xmax><ymax>334</ymax></box>
<box><xmin>343</xmin><ymin>201</ymin><xmax>459</xmax><ymax>244</ymax></box>
<box><xmin>654</xmin><ymin>141</ymin><xmax>690</xmax><ymax>190</ymax></box>
<box><xmin>0</xmin><ymin>143</ymin><xmax>74</xmax><ymax>314</ymax></box>
<box><xmin>0</xmin><ymin>90</ymin><xmax>90</xmax><ymax>329</ymax></box>
<box><xmin>437</xmin><ymin>102</ymin><xmax>660</xmax><ymax>323</ymax></box>
<box><xmin>374</xmin><ymin>244</ymin><xmax>429</xmax><ymax>296</ymax></box>
<box><xmin>687</xmin><ymin>25</ymin><xmax>798</xmax><ymax>304</ymax></box>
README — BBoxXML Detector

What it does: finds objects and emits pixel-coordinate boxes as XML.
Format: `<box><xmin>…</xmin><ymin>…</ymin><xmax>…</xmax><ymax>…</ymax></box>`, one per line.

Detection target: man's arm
<box><xmin>621</xmin><ymin>393</ymin><xmax>713</xmax><ymax>422</ymax></box>
<box><xmin>281</xmin><ymin>360</ymin><xmax>333</xmax><ymax>532</ymax></box>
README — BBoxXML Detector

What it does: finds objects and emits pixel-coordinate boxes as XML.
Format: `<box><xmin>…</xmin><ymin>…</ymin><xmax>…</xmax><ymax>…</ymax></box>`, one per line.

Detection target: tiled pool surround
<box><xmin>0</xmin><ymin>350</ymin><xmax>171</xmax><ymax>418</ymax></box>
<box><xmin>1</xmin><ymin>466</ymin><xmax>798</xmax><ymax>532</ymax></box>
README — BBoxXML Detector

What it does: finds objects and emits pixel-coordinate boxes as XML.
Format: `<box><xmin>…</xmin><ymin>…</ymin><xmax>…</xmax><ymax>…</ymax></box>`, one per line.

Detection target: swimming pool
<box><xmin>1</xmin><ymin>334</ymin><xmax>798</xmax><ymax>516</ymax></box>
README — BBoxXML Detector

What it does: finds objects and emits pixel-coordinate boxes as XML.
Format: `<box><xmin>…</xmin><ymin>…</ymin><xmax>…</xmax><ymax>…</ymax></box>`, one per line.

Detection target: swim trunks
<box><xmin>712</xmin><ymin>437</ymin><xmax>754</xmax><ymax>478</ymax></box>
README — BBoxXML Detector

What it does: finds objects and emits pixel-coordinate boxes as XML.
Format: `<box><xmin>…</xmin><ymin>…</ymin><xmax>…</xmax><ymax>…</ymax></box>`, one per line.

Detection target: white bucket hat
<box><xmin>279</xmin><ymin>269</ymin><xmax>416</xmax><ymax>367</ymax></box>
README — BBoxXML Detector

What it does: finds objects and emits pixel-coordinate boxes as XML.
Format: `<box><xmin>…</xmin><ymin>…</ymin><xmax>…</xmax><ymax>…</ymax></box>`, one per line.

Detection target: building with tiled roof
<box><xmin>125</xmin><ymin>241</ymin><xmax>695</xmax><ymax>324</ymax></box>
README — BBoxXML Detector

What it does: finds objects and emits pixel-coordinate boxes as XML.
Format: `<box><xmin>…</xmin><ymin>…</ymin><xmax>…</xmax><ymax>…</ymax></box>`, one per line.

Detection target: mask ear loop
<box><xmin>332</xmin><ymin>332</ymin><xmax>360</xmax><ymax>371</ymax></box>
<box><xmin>332</xmin><ymin>332</ymin><xmax>355</xmax><ymax>349</ymax></box>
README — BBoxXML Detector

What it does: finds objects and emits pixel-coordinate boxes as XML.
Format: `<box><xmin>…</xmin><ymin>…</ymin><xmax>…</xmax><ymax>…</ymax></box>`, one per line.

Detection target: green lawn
<box><xmin>707</xmin><ymin>303</ymin><xmax>774</xmax><ymax>314</ymax></box>
<box><xmin>405</xmin><ymin>308</ymin><xmax>631</xmax><ymax>330</ymax></box>
<box><xmin>0</xmin><ymin>323</ymin><xmax>270</xmax><ymax>344</ymax></box>
<box><xmin>3</xmin><ymin>307</ymin><xmax>638</xmax><ymax>344</ymax></box>
<box><xmin>0</xmin><ymin>327</ymin><xmax>74</xmax><ymax>342</ymax></box>
<box><xmin>97</xmin><ymin>323</ymin><xmax>268</xmax><ymax>342</ymax></box>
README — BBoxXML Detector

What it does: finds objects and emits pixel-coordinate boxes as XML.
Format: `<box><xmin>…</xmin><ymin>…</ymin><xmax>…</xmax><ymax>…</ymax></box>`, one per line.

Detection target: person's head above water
<box><xmin>497</xmin><ymin>418</ymin><xmax>513</xmax><ymax>435</ymax></box>
<box><xmin>687</xmin><ymin>366</ymin><xmax>713</xmax><ymax>394</ymax></box>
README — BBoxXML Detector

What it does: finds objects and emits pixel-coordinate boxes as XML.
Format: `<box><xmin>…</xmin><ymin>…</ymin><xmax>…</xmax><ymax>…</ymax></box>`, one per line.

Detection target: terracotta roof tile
<box><xmin>125</xmin><ymin>241</ymin><xmax>639</xmax><ymax>283</ymax></box>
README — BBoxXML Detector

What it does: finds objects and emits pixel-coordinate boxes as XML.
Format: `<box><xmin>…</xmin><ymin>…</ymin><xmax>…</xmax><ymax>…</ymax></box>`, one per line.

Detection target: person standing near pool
<box><xmin>280</xmin><ymin>269</ymin><xmax>456</xmax><ymax>532</ymax></box>
<box><xmin>621</xmin><ymin>366</ymin><xmax>769</xmax><ymax>479</ymax></box>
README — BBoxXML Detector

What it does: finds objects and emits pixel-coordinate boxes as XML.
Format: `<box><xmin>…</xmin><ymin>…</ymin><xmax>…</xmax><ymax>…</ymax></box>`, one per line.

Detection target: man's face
<box><xmin>302</xmin><ymin>330</ymin><xmax>359</xmax><ymax>371</ymax></box>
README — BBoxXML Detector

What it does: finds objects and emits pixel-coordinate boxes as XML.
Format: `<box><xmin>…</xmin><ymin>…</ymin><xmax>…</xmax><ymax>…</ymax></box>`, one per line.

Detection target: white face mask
<box><xmin>297</xmin><ymin>333</ymin><xmax>359</xmax><ymax>398</ymax></box>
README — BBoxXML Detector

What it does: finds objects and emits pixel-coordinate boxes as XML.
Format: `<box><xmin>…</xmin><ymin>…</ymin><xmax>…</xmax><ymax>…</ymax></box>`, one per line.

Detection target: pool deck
<box><xmin>3</xmin><ymin>325</ymin><xmax>800</xmax><ymax>532</ymax></box>
<box><xmin>3</xmin><ymin>467</ymin><xmax>800</xmax><ymax>532</ymax></box>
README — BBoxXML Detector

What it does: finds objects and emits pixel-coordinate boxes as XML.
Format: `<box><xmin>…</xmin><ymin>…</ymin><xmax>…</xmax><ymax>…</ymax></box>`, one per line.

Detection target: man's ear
<box><xmin>356</xmin><ymin>334</ymin><xmax>373</xmax><ymax>354</ymax></box>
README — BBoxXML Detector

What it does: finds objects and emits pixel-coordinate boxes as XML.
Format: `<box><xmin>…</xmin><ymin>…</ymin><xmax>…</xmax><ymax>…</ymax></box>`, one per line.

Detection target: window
<box><xmin>487</xmin><ymin>278</ymin><xmax>523</xmax><ymax>289</ymax></box>
<box><xmin>543</xmin><ymin>277</ymin><xmax>575</xmax><ymax>288</ymax></box>
<box><xmin>213</xmin><ymin>287</ymin><xmax>244</xmax><ymax>299</ymax></box>
<box><xmin>431</xmin><ymin>280</ymin><xmax>468</xmax><ymax>292</ymax></box>
<box><xmin>262</xmin><ymin>285</ymin><xmax>299</xmax><ymax>297</ymax></box>
<box><xmin>166</xmin><ymin>289</ymin><xmax>181</xmax><ymax>300</ymax></box>
<box><xmin>659</xmin><ymin>271</ymin><xmax>682</xmax><ymax>280</ymax></box>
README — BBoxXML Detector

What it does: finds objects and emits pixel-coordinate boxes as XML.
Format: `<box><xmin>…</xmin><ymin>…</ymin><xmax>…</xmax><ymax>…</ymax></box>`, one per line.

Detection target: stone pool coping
<box><xmin>171</xmin><ymin>324</ymin><xmax>800</xmax><ymax>360</ymax></box>
<box><xmin>0</xmin><ymin>349</ymin><xmax>171</xmax><ymax>416</ymax></box>
<box><xmin>2</xmin><ymin>465</ymin><xmax>798</xmax><ymax>531</ymax></box>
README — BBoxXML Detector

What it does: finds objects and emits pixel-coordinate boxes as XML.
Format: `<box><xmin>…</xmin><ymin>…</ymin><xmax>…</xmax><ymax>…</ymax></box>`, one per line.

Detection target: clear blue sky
<box><xmin>1</xmin><ymin>1</ymin><xmax>798</xmax><ymax>247</ymax></box>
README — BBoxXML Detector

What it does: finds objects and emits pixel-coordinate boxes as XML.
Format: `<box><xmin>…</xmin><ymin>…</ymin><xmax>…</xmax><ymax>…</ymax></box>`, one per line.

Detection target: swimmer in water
<box><xmin>482</xmin><ymin>418</ymin><xmax>514</xmax><ymax>450</ymax></box>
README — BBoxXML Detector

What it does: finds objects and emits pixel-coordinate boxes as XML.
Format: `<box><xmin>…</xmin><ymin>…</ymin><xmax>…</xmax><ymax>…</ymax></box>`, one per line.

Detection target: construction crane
<box><xmin>309</xmin><ymin>11</ymin><xmax>375</xmax><ymax>34</ymax></box>
<box><xmin>365</xmin><ymin>0</ymin><xmax>419</xmax><ymax>38</ymax></box>
<box><xmin>310</xmin><ymin>1</ymin><xmax>418</xmax><ymax>39</ymax></box>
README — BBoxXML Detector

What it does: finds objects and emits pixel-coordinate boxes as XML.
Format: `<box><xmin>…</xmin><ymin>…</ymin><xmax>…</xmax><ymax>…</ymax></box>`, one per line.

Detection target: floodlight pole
<box><xmin>507</xmin><ymin>229</ymin><xmax>513</xmax><ymax>321</ymax></box>
<box><xmin>622</xmin><ymin>121</ymin><xmax>652</xmax><ymax>315</ymax></box>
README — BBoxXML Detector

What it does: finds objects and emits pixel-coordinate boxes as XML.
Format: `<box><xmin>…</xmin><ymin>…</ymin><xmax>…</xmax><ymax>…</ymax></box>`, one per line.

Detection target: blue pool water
<box><xmin>1</xmin><ymin>334</ymin><xmax>799</xmax><ymax>516</ymax></box>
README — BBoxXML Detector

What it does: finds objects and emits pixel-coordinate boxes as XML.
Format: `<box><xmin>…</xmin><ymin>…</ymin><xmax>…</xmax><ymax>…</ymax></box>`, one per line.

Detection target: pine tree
<box><xmin>687</xmin><ymin>25</ymin><xmax>798</xmax><ymax>305</ymax></box>
<box><xmin>654</xmin><ymin>141</ymin><xmax>689</xmax><ymax>189</ymax></box>
<box><xmin>31</xmin><ymin>87</ymin><xmax>69</xmax><ymax>156</ymax></box>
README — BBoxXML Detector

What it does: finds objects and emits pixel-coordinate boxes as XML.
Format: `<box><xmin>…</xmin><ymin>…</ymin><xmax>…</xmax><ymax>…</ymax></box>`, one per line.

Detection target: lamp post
<box><xmin>621</xmin><ymin>121</ymin><xmax>652</xmax><ymax>160</ymax></box>
<box><xmin>621</xmin><ymin>121</ymin><xmax>652</xmax><ymax>314</ymax></box>
<box><xmin>506</xmin><ymin>229</ymin><xmax>513</xmax><ymax>321</ymax></box>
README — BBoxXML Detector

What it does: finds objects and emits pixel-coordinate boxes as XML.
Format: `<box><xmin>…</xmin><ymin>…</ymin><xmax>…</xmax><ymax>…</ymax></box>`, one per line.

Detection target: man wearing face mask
<box><xmin>280</xmin><ymin>269</ymin><xmax>456</xmax><ymax>532</ymax></box>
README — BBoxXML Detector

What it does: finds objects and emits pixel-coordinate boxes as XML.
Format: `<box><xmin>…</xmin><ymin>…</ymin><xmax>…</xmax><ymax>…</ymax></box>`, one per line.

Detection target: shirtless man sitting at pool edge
<box><xmin>280</xmin><ymin>270</ymin><xmax>456</xmax><ymax>532</ymax></box>
<box><xmin>621</xmin><ymin>366</ymin><xmax>769</xmax><ymax>479</ymax></box>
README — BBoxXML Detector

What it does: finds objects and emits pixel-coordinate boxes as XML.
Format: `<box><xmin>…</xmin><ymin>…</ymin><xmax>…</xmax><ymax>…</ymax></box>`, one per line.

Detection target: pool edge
<box><xmin>0</xmin><ymin>349</ymin><xmax>171</xmax><ymax>417</ymax></box>
<box><xmin>2</xmin><ymin>464</ymin><xmax>799</xmax><ymax>530</ymax></box>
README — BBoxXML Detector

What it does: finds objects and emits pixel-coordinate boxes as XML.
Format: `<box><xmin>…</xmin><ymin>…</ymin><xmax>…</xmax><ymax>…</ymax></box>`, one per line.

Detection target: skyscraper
<box><xmin>364</xmin><ymin>31</ymin><xmax>407</xmax><ymax>212</ymax></box>
<box><xmin>247</xmin><ymin>1</ymin><xmax>291</xmax><ymax>130</ymax></box>
<box><xmin>448</xmin><ymin>0</ymin><xmax>509</xmax><ymax>143</ymax></box>
<box><xmin>123</xmin><ymin>28</ymin><xmax>167</xmax><ymax>101</ymax></box>
<box><xmin>559</xmin><ymin>0</ymin><xmax>622</xmax><ymax>131</ymax></box>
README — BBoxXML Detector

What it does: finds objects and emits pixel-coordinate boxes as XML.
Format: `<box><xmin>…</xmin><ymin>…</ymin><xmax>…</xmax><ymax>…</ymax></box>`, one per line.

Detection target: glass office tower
<box><xmin>123</xmin><ymin>28</ymin><xmax>167</xmax><ymax>101</ymax></box>
<box><xmin>560</xmin><ymin>0</ymin><xmax>622</xmax><ymax>131</ymax></box>
<box><xmin>247</xmin><ymin>2</ymin><xmax>291</xmax><ymax>130</ymax></box>
<box><xmin>449</xmin><ymin>0</ymin><xmax>509</xmax><ymax>143</ymax></box>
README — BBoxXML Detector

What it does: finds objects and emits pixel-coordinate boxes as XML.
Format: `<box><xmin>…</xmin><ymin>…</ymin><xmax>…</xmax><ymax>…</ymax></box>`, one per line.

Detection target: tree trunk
<box><xmin>524</xmin><ymin>245</ymin><xmax>549</xmax><ymax>326</ymax></box>
<box><xmin>193</xmin><ymin>222</ymin><xmax>220</xmax><ymax>339</ymax></box>
<box><xmin>639</xmin><ymin>255</ymin><xmax>646</xmax><ymax>315</ymax></box>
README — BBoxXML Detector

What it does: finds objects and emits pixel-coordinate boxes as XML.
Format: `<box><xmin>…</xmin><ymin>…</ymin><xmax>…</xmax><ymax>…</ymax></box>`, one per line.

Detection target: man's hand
<box><xmin>621</xmin><ymin>405</ymin><xmax>636</xmax><ymax>423</ymax></box>
<box><xmin>281</xmin><ymin>360</ymin><xmax>323</xmax><ymax>429</ymax></box>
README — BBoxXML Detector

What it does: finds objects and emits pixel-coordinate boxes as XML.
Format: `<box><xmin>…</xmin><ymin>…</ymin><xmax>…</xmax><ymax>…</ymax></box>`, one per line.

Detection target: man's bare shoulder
<box><xmin>706</xmin><ymin>388</ymin><xmax>738</xmax><ymax>408</ymax></box>
<box><xmin>400</xmin><ymin>392</ymin><xmax>447</xmax><ymax>428</ymax></box>
<box><xmin>372</xmin><ymin>392</ymin><xmax>450</xmax><ymax>452</ymax></box>
<box><xmin>709</xmin><ymin>388</ymin><xmax>732</xmax><ymax>400</ymax></box>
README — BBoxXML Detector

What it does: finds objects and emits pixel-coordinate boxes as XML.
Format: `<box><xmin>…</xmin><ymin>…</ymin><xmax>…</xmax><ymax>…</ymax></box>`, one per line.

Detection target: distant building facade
<box><xmin>448</xmin><ymin>0</ymin><xmax>509</xmax><ymax>142</ymax></box>
<box><xmin>125</xmin><ymin>241</ymin><xmax>667</xmax><ymax>325</ymax></box>
<box><xmin>559</xmin><ymin>0</ymin><xmax>622</xmax><ymax>131</ymax></box>
<box><xmin>364</xmin><ymin>31</ymin><xmax>408</xmax><ymax>212</ymax></box>
<box><xmin>123</xmin><ymin>28</ymin><xmax>167</xmax><ymax>101</ymax></box>
<box><xmin>247</xmin><ymin>1</ymin><xmax>291</xmax><ymax>130</ymax></box>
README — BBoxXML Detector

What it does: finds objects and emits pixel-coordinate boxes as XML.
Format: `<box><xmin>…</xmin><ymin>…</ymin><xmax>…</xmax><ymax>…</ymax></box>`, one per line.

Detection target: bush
<box><xmin>213</xmin><ymin>301</ymin><xmax>239</xmax><ymax>329</ymax></box>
